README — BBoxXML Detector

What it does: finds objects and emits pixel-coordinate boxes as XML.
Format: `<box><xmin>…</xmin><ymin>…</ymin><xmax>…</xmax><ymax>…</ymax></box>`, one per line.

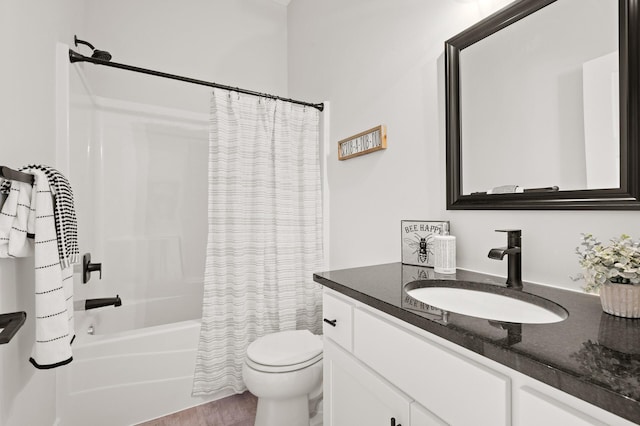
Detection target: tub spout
<box><xmin>85</xmin><ymin>295</ymin><xmax>122</xmax><ymax>310</ymax></box>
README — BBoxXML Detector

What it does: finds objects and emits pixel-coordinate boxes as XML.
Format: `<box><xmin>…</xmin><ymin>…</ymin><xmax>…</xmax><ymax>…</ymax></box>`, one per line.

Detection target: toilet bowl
<box><xmin>242</xmin><ymin>330</ymin><xmax>323</xmax><ymax>426</ymax></box>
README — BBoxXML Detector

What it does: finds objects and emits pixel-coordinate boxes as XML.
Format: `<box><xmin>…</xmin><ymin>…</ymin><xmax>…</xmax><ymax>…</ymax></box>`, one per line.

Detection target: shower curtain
<box><xmin>192</xmin><ymin>88</ymin><xmax>324</xmax><ymax>395</ymax></box>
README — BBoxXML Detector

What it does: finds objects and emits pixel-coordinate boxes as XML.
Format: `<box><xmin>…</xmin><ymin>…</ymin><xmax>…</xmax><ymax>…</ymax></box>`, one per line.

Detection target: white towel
<box><xmin>0</xmin><ymin>172</ymin><xmax>74</xmax><ymax>368</ymax></box>
<box><xmin>0</xmin><ymin>180</ymin><xmax>34</xmax><ymax>257</ymax></box>
<box><xmin>1</xmin><ymin>165</ymin><xmax>79</xmax><ymax>267</ymax></box>
<box><xmin>28</xmin><ymin>169</ymin><xmax>74</xmax><ymax>368</ymax></box>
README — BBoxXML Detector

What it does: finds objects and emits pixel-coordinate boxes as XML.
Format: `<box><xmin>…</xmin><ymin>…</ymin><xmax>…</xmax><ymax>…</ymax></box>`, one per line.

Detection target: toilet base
<box><xmin>255</xmin><ymin>395</ymin><xmax>310</xmax><ymax>426</ymax></box>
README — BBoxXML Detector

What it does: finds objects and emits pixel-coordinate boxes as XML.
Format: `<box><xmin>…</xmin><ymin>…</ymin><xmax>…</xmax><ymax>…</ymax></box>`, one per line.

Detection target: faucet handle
<box><xmin>495</xmin><ymin>229</ymin><xmax>521</xmax><ymax>248</ymax></box>
<box><xmin>82</xmin><ymin>253</ymin><xmax>103</xmax><ymax>284</ymax></box>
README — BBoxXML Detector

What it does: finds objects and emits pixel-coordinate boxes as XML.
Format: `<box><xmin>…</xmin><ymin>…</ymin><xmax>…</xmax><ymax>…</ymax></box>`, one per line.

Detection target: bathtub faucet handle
<box><xmin>83</xmin><ymin>253</ymin><xmax>103</xmax><ymax>284</ymax></box>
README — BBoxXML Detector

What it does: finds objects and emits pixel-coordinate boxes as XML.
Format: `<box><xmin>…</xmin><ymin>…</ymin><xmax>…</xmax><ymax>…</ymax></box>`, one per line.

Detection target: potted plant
<box><xmin>576</xmin><ymin>233</ymin><xmax>640</xmax><ymax>318</ymax></box>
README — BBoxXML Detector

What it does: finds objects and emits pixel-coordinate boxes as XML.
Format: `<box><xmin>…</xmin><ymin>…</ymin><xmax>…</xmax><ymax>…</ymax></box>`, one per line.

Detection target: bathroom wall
<box><xmin>288</xmin><ymin>0</ymin><xmax>638</xmax><ymax>292</ymax></box>
<box><xmin>80</xmin><ymin>0</ymin><xmax>289</xmax><ymax>113</ymax></box>
<box><xmin>0</xmin><ymin>1</ymin><xmax>85</xmax><ymax>425</ymax></box>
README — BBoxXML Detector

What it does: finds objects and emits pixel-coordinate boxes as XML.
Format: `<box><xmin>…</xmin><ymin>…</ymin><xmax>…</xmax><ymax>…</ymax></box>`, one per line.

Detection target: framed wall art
<box><xmin>337</xmin><ymin>125</ymin><xmax>387</xmax><ymax>160</ymax></box>
<box><xmin>401</xmin><ymin>220</ymin><xmax>449</xmax><ymax>267</ymax></box>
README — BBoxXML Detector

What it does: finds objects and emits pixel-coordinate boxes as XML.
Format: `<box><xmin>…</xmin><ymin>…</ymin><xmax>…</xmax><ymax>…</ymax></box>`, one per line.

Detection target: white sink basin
<box><xmin>406</xmin><ymin>284</ymin><xmax>567</xmax><ymax>324</ymax></box>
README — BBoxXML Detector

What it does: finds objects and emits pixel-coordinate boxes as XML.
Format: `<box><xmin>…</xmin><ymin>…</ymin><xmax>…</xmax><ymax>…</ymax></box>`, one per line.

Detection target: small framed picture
<box><xmin>401</xmin><ymin>220</ymin><xmax>449</xmax><ymax>267</ymax></box>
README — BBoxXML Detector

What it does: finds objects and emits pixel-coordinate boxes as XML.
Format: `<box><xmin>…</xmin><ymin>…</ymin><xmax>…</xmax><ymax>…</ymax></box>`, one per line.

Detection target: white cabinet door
<box><xmin>517</xmin><ymin>386</ymin><xmax>609</xmax><ymax>426</ymax></box>
<box><xmin>410</xmin><ymin>402</ymin><xmax>449</xmax><ymax>426</ymax></box>
<box><xmin>353</xmin><ymin>308</ymin><xmax>510</xmax><ymax>426</ymax></box>
<box><xmin>324</xmin><ymin>339</ymin><xmax>411</xmax><ymax>426</ymax></box>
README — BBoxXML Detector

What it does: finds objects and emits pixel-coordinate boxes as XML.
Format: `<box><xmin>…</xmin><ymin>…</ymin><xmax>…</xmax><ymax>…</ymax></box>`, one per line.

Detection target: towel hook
<box><xmin>0</xmin><ymin>166</ymin><xmax>34</xmax><ymax>185</ymax></box>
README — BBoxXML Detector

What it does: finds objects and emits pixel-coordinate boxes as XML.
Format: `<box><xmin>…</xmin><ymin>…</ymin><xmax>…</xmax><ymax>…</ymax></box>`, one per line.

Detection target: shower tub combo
<box><xmin>57</xmin><ymin>288</ymin><xmax>228</xmax><ymax>426</ymax></box>
<box><xmin>58</xmin><ymin>53</ymin><xmax>221</xmax><ymax>425</ymax></box>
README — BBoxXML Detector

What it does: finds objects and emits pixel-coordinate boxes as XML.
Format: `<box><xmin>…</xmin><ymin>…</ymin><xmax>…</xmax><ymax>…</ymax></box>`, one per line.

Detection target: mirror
<box><xmin>446</xmin><ymin>0</ymin><xmax>640</xmax><ymax>209</ymax></box>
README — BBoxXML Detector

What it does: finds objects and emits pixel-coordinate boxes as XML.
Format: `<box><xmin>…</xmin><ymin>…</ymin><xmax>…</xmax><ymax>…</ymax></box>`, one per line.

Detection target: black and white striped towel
<box><xmin>0</xmin><ymin>169</ymin><xmax>74</xmax><ymax>368</ymax></box>
<box><xmin>0</xmin><ymin>180</ymin><xmax>34</xmax><ymax>257</ymax></box>
<box><xmin>0</xmin><ymin>165</ymin><xmax>79</xmax><ymax>267</ymax></box>
<box><xmin>28</xmin><ymin>168</ymin><xmax>74</xmax><ymax>368</ymax></box>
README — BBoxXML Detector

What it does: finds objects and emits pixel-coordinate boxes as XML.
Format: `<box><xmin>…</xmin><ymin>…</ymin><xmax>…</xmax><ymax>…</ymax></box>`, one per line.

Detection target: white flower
<box><xmin>576</xmin><ymin>233</ymin><xmax>640</xmax><ymax>293</ymax></box>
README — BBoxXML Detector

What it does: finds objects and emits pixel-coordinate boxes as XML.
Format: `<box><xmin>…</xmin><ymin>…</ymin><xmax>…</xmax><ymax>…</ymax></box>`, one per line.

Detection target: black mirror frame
<box><xmin>445</xmin><ymin>0</ymin><xmax>640</xmax><ymax>210</ymax></box>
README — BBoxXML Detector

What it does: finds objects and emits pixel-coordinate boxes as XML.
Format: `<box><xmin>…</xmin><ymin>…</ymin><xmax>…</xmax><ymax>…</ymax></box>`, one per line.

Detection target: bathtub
<box><xmin>56</xmin><ymin>293</ymin><xmax>231</xmax><ymax>426</ymax></box>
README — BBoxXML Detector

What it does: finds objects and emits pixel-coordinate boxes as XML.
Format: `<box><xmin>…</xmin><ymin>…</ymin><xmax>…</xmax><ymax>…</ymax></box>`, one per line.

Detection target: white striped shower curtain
<box><xmin>192</xmin><ymin>89</ymin><xmax>324</xmax><ymax>395</ymax></box>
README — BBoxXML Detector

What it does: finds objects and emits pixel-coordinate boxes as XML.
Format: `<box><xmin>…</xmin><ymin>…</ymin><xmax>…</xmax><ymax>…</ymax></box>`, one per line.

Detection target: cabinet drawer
<box><xmin>517</xmin><ymin>387</ymin><xmax>607</xmax><ymax>426</ymax></box>
<box><xmin>354</xmin><ymin>308</ymin><xmax>510</xmax><ymax>426</ymax></box>
<box><xmin>323</xmin><ymin>291</ymin><xmax>353</xmax><ymax>352</ymax></box>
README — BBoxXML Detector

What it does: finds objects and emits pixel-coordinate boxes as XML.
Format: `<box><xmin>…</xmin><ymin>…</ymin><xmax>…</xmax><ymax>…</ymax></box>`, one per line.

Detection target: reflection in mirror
<box><xmin>460</xmin><ymin>0</ymin><xmax>619</xmax><ymax>194</ymax></box>
<box><xmin>446</xmin><ymin>0</ymin><xmax>640</xmax><ymax>209</ymax></box>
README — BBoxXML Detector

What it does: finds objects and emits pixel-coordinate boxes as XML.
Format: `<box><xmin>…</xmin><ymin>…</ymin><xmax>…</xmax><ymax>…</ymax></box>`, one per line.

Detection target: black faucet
<box><xmin>85</xmin><ymin>295</ymin><xmax>122</xmax><ymax>310</ymax></box>
<box><xmin>488</xmin><ymin>229</ymin><xmax>522</xmax><ymax>289</ymax></box>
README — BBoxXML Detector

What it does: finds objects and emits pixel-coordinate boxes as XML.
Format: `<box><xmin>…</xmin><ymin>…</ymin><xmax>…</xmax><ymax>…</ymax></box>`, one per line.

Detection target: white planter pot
<box><xmin>599</xmin><ymin>282</ymin><xmax>640</xmax><ymax>318</ymax></box>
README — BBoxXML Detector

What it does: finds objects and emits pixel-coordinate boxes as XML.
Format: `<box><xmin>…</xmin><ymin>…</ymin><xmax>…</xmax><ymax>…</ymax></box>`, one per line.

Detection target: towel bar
<box><xmin>0</xmin><ymin>166</ymin><xmax>34</xmax><ymax>185</ymax></box>
<box><xmin>0</xmin><ymin>311</ymin><xmax>27</xmax><ymax>344</ymax></box>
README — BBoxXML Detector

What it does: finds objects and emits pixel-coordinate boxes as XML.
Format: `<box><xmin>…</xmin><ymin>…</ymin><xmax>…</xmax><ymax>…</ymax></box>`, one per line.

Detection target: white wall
<box><xmin>0</xmin><ymin>1</ymin><xmax>85</xmax><ymax>425</ymax></box>
<box><xmin>288</xmin><ymin>0</ymin><xmax>638</xmax><ymax>292</ymax></box>
<box><xmin>80</xmin><ymin>0</ymin><xmax>289</xmax><ymax>113</ymax></box>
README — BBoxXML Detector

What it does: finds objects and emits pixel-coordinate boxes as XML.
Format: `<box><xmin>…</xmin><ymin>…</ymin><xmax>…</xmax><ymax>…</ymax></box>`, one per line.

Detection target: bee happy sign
<box><xmin>401</xmin><ymin>220</ymin><xmax>449</xmax><ymax>267</ymax></box>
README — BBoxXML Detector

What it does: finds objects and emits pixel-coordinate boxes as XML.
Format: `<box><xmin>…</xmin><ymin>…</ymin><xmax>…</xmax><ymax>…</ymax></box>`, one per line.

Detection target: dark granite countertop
<box><xmin>313</xmin><ymin>262</ymin><xmax>640</xmax><ymax>425</ymax></box>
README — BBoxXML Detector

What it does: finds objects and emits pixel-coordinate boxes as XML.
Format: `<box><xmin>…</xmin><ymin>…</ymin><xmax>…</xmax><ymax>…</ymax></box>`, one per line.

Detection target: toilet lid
<box><xmin>246</xmin><ymin>330</ymin><xmax>323</xmax><ymax>369</ymax></box>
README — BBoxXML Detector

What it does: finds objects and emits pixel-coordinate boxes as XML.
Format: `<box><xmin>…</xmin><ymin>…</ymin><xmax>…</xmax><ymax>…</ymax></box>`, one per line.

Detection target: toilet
<box><xmin>242</xmin><ymin>329</ymin><xmax>323</xmax><ymax>426</ymax></box>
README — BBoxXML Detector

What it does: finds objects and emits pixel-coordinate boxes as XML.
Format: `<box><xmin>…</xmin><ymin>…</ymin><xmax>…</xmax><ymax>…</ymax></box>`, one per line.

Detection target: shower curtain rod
<box><xmin>68</xmin><ymin>49</ymin><xmax>324</xmax><ymax>112</ymax></box>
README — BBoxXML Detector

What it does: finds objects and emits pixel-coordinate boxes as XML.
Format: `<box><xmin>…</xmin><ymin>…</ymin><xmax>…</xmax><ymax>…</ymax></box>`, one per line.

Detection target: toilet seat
<box><xmin>246</xmin><ymin>330</ymin><xmax>323</xmax><ymax>373</ymax></box>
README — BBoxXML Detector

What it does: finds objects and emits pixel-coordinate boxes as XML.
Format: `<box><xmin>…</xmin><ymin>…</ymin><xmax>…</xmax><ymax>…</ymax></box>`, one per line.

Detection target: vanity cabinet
<box><xmin>322</xmin><ymin>288</ymin><xmax>636</xmax><ymax>426</ymax></box>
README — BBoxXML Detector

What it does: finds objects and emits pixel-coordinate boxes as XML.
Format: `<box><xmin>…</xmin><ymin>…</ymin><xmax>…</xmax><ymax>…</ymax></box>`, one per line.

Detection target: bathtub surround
<box><xmin>59</xmin><ymin>79</ymin><xmax>221</xmax><ymax>424</ymax></box>
<box><xmin>58</xmin><ymin>308</ymin><xmax>220</xmax><ymax>426</ymax></box>
<box><xmin>193</xmin><ymin>89</ymin><xmax>324</xmax><ymax>395</ymax></box>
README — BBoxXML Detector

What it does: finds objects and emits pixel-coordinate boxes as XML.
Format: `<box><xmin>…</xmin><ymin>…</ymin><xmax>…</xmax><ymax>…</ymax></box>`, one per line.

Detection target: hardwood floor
<box><xmin>137</xmin><ymin>391</ymin><xmax>257</xmax><ymax>426</ymax></box>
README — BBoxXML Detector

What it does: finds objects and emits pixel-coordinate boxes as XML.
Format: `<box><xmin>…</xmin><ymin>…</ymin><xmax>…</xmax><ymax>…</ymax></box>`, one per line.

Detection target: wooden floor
<box><xmin>137</xmin><ymin>391</ymin><xmax>257</xmax><ymax>426</ymax></box>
